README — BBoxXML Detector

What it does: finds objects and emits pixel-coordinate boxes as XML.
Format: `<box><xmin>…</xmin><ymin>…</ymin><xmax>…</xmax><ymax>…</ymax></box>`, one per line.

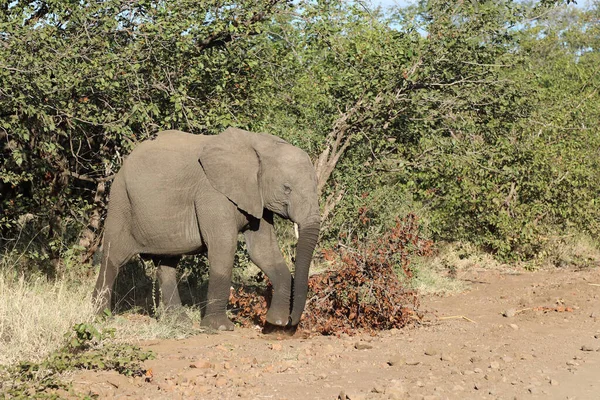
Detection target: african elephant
<box><xmin>92</xmin><ymin>128</ymin><xmax>320</xmax><ymax>331</ymax></box>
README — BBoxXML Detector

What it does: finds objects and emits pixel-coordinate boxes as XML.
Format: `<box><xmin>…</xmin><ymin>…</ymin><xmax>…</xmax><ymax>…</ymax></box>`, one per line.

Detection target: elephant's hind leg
<box><xmin>150</xmin><ymin>256</ymin><xmax>191</xmax><ymax>324</ymax></box>
<box><xmin>152</xmin><ymin>256</ymin><xmax>183</xmax><ymax>309</ymax></box>
<box><xmin>92</xmin><ymin>238</ymin><xmax>136</xmax><ymax>315</ymax></box>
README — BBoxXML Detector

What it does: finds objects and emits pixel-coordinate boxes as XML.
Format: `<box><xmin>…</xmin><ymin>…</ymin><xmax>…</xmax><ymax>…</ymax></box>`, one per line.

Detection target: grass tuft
<box><xmin>0</xmin><ymin>271</ymin><xmax>97</xmax><ymax>366</ymax></box>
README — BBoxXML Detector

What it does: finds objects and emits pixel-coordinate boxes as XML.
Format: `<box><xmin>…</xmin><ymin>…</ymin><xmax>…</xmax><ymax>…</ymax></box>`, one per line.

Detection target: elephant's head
<box><xmin>198</xmin><ymin>127</ymin><xmax>321</xmax><ymax>326</ymax></box>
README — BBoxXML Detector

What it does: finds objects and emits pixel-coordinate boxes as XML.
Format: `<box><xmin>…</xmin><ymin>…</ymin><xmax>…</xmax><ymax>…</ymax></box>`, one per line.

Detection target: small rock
<box><xmin>474</xmin><ymin>368</ymin><xmax>483</xmax><ymax>374</ymax></box>
<box><xmin>215</xmin><ymin>377</ymin><xmax>228</xmax><ymax>388</ymax></box>
<box><xmin>405</xmin><ymin>360</ymin><xmax>422</xmax><ymax>366</ymax></box>
<box><xmin>387</xmin><ymin>355</ymin><xmax>405</xmax><ymax>366</ymax></box>
<box><xmin>190</xmin><ymin>360</ymin><xmax>213</xmax><ymax>369</ymax></box>
<box><xmin>470</xmin><ymin>356</ymin><xmax>482</xmax><ymax>363</ymax></box>
<box><xmin>509</xmin><ymin>324</ymin><xmax>519</xmax><ymax>330</ymax></box>
<box><xmin>440</xmin><ymin>353</ymin><xmax>453</xmax><ymax>362</ymax></box>
<box><xmin>503</xmin><ymin>308</ymin><xmax>517</xmax><ymax>318</ymax></box>
<box><xmin>566</xmin><ymin>360</ymin><xmax>579</xmax><ymax>366</ymax></box>
<box><xmin>528</xmin><ymin>386</ymin><xmax>539</xmax><ymax>394</ymax></box>
<box><xmin>270</xmin><ymin>343</ymin><xmax>283</xmax><ymax>351</ymax></box>
<box><xmin>385</xmin><ymin>385</ymin><xmax>407</xmax><ymax>399</ymax></box>
<box><xmin>474</xmin><ymin>382</ymin><xmax>482</xmax><ymax>390</ymax></box>
<box><xmin>581</xmin><ymin>345</ymin><xmax>596</xmax><ymax>352</ymax></box>
<box><xmin>501</xmin><ymin>356</ymin><xmax>513</xmax><ymax>363</ymax></box>
<box><xmin>550</xmin><ymin>379</ymin><xmax>559</xmax><ymax>386</ymax></box>
<box><xmin>489</xmin><ymin>361</ymin><xmax>500</xmax><ymax>370</ymax></box>
<box><xmin>338</xmin><ymin>390</ymin><xmax>348</xmax><ymax>400</ymax></box>
<box><xmin>371</xmin><ymin>384</ymin><xmax>385</xmax><ymax>393</ymax></box>
<box><xmin>424</xmin><ymin>348</ymin><xmax>438</xmax><ymax>356</ymax></box>
<box><xmin>355</xmin><ymin>342</ymin><xmax>373</xmax><ymax>350</ymax></box>
<box><xmin>416</xmin><ymin>380</ymin><xmax>425</xmax><ymax>387</ymax></box>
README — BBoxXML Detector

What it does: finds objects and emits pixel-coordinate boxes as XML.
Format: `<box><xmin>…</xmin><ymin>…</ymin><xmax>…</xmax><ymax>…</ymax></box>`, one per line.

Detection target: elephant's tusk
<box><xmin>293</xmin><ymin>223</ymin><xmax>299</xmax><ymax>239</ymax></box>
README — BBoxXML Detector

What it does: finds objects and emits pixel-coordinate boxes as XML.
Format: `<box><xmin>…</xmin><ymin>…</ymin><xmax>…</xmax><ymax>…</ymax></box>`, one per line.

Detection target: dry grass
<box><xmin>0</xmin><ymin>263</ymin><xmax>204</xmax><ymax>367</ymax></box>
<box><xmin>408</xmin><ymin>242</ymin><xmax>508</xmax><ymax>296</ymax></box>
<box><xmin>105</xmin><ymin>308</ymin><xmax>203</xmax><ymax>343</ymax></box>
<box><xmin>0</xmin><ymin>271</ymin><xmax>97</xmax><ymax>366</ymax></box>
<box><xmin>410</xmin><ymin>266</ymin><xmax>467</xmax><ymax>296</ymax></box>
<box><xmin>537</xmin><ymin>233</ymin><xmax>600</xmax><ymax>269</ymax></box>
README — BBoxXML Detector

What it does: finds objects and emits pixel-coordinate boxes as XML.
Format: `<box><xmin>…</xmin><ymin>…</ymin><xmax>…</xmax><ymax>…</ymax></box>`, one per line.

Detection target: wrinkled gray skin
<box><xmin>93</xmin><ymin>128</ymin><xmax>320</xmax><ymax>331</ymax></box>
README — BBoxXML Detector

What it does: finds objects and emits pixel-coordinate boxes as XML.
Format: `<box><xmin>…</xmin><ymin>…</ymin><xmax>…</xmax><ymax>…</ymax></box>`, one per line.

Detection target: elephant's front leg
<box><xmin>201</xmin><ymin>233</ymin><xmax>237</xmax><ymax>331</ymax></box>
<box><xmin>244</xmin><ymin>212</ymin><xmax>292</xmax><ymax>327</ymax></box>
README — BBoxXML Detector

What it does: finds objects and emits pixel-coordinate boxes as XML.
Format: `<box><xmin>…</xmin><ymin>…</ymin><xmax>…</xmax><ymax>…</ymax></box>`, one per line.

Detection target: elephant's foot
<box><xmin>262</xmin><ymin>322</ymin><xmax>298</xmax><ymax>336</ymax></box>
<box><xmin>265</xmin><ymin>308</ymin><xmax>291</xmax><ymax>327</ymax></box>
<box><xmin>200</xmin><ymin>314</ymin><xmax>235</xmax><ymax>331</ymax></box>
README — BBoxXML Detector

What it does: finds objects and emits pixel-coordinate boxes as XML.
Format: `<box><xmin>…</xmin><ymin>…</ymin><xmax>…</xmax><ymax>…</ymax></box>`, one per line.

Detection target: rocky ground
<box><xmin>70</xmin><ymin>267</ymin><xmax>600</xmax><ymax>399</ymax></box>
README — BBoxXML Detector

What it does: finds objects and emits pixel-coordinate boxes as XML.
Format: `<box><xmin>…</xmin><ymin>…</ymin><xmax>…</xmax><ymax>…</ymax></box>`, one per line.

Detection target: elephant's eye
<box><xmin>283</xmin><ymin>184</ymin><xmax>292</xmax><ymax>195</ymax></box>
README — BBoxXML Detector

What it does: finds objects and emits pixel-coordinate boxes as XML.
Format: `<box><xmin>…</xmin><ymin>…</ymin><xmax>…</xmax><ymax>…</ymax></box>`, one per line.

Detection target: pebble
<box><xmin>270</xmin><ymin>343</ymin><xmax>283</xmax><ymax>351</ymax></box>
<box><xmin>550</xmin><ymin>379</ymin><xmax>559</xmax><ymax>386</ymax></box>
<box><xmin>509</xmin><ymin>324</ymin><xmax>519</xmax><ymax>330</ymax></box>
<box><xmin>355</xmin><ymin>342</ymin><xmax>373</xmax><ymax>350</ymax></box>
<box><xmin>503</xmin><ymin>308</ymin><xmax>517</xmax><ymax>318</ymax></box>
<box><xmin>489</xmin><ymin>361</ymin><xmax>500</xmax><ymax>370</ymax></box>
<box><xmin>474</xmin><ymin>368</ymin><xmax>483</xmax><ymax>374</ymax></box>
<box><xmin>406</xmin><ymin>360</ymin><xmax>422</xmax><ymax>366</ymax></box>
<box><xmin>470</xmin><ymin>356</ymin><xmax>482</xmax><ymax>363</ymax></box>
<box><xmin>581</xmin><ymin>345</ymin><xmax>596</xmax><ymax>352</ymax></box>
<box><xmin>215</xmin><ymin>377</ymin><xmax>228</xmax><ymax>388</ymax></box>
<box><xmin>424</xmin><ymin>348</ymin><xmax>438</xmax><ymax>356</ymax></box>
<box><xmin>190</xmin><ymin>360</ymin><xmax>214</xmax><ymax>369</ymax></box>
<box><xmin>385</xmin><ymin>385</ymin><xmax>407</xmax><ymax>399</ymax></box>
<box><xmin>440</xmin><ymin>353</ymin><xmax>453</xmax><ymax>362</ymax></box>
<box><xmin>371</xmin><ymin>384</ymin><xmax>385</xmax><ymax>393</ymax></box>
<box><xmin>566</xmin><ymin>360</ymin><xmax>579</xmax><ymax>366</ymax></box>
<box><xmin>501</xmin><ymin>356</ymin><xmax>514</xmax><ymax>363</ymax></box>
<box><xmin>387</xmin><ymin>355</ymin><xmax>405</xmax><ymax>366</ymax></box>
<box><xmin>528</xmin><ymin>386</ymin><xmax>539</xmax><ymax>394</ymax></box>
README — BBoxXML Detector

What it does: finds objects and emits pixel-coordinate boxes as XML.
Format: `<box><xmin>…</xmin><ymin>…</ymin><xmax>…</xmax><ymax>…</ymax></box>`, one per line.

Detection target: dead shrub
<box><xmin>229</xmin><ymin>213</ymin><xmax>433</xmax><ymax>335</ymax></box>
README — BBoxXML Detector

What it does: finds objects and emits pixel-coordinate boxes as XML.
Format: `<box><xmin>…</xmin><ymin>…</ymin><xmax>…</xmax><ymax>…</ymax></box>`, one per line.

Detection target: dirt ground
<box><xmin>70</xmin><ymin>267</ymin><xmax>600</xmax><ymax>400</ymax></box>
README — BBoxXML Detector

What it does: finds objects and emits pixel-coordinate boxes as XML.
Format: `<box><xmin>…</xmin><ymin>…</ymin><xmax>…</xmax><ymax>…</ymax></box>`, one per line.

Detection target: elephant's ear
<box><xmin>197</xmin><ymin>128</ymin><xmax>263</xmax><ymax>219</ymax></box>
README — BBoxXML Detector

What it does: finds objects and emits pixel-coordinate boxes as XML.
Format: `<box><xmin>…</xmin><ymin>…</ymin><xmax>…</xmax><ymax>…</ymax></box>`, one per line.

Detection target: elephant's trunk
<box><xmin>289</xmin><ymin>218</ymin><xmax>320</xmax><ymax>326</ymax></box>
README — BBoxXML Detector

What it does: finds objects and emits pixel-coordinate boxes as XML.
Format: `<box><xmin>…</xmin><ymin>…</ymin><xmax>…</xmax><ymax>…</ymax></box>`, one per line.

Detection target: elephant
<box><xmin>92</xmin><ymin>127</ymin><xmax>321</xmax><ymax>331</ymax></box>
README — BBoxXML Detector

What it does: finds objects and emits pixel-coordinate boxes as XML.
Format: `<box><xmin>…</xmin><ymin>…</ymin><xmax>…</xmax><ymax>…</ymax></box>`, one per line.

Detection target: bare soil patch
<box><xmin>69</xmin><ymin>267</ymin><xmax>600</xmax><ymax>399</ymax></box>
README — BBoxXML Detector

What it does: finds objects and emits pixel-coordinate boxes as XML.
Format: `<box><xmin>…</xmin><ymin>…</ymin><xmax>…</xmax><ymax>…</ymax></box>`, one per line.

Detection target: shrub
<box><xmin>229</xmin><ymin>213</ymin><xmax>433</xmax><ymax>335</ymax></box>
